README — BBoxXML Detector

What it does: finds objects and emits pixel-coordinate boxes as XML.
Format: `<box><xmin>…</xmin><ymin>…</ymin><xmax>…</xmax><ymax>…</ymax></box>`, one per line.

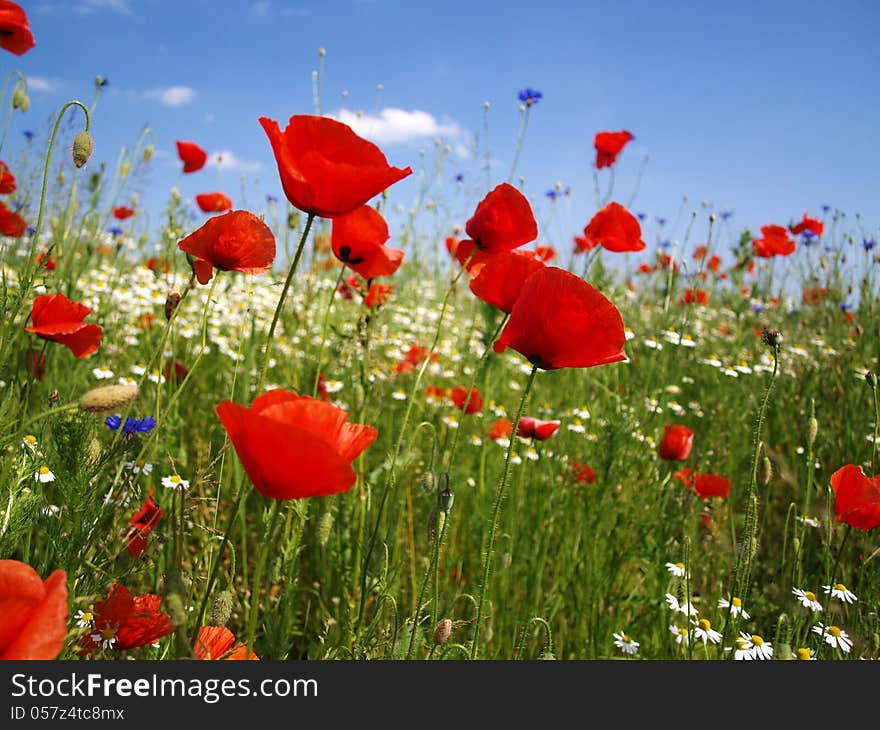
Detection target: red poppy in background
<box><xmin>493</xmin><ymin>267</ymin><xmax>627</xmax><ymax>370</ymax></box>
<box><xmin>125</xmin><ymin>491</ymin><xmax>164</xmax><ymax>559</ymax></box>
<box><xmin>637</xmin><ymin>263</ymin><xmax>653</xmax><ymax>274</ymax></box>
<box><xmin>534</xmin><ymin>245</ymin><xmax>556</xmax><ymax>262</ymax></box>
<box><xmin>35</xmin><ymin>251</ymin><xmax>56</xmax><ymax>270</ymax></box>
<box><xmin>195</xmin><ymin>192</ymin><xmax>233</xmax><ymax>214</ymax></box>
<box><xmin>752</xmin><ymin>225</ymin><xmax>795</xmax><ymax>258</ymax></box>
<box><xmin>790</xmin><ymin>213</ymin><xmax>823</xmax><ymax>237</ymax></box>
<box><xmin>681</xmin><ymin>288</ymin><xmax>708</xmax><ymax>306</ymax></box>
<box><xmin>469</xmin><ymin>249</ymin><xmax>545</xmax><ymax>314</ymax></box>
<box><xmin>176</xmin><ymin>140</ymin><xmax>208</xmax><ymax>174</ymax></box>
<box><xmin>0</xmin><ymin>200</ymin><xmax>26</xmax><ymax>236</ymax></box>
<box><xmin>517</xmin><ymin>417</ymin><xmax>561</xmax><ymax>441</ymax></box>
<box><xmin>693</xmin><ymin>473</ymin><xmax>731</xmax><ymax>499</ymax></box>
<box><xmin>216</xmin><ymin>389</ymin><xmax>378</xmax><ymax>500</ymax></box>
<box><xmin>570</xmin><ymin>461</ymin><xmax>596</xmax><ymax>484</ymax></box>
<box><xmin>163</xmin><ymin>360</ymin><xmax>189</xmax><ymax>383</ymax></box>
<box><xmin>178</xmin><ymin>209</ymin><xmax>276</xmax><ymax>285</ymax></box>
<box><xmin>0</xmin><ymin>160</ymin><xmax>16</xmax><ymax>194</ymax></box>
<box><xmin>25</xmin><ymin>292</ymin><xmax>102</xmax><ymax>358</ymax></box>
<box><xmin>145</xmin><ymin>257</ymin><xmax>172</xmax><ymax>274</ymax></box>
<box><xmin>194</xmin><ymin>626</ymin><xmax>259</xmax><ymax>660</ymax></box>
<box><xmin>488</xmin><ymin>418</ymin><xmax>513</xmax><ymax>442</ymax></box>
<box><xmin>802</xmin><ymin>286</ymin><xmax>828</xmax><ymax>306</ymax></box>
<box><xmin>594</xmin><ymin>130</ymin><xmax>634</xmax><ymax>169</ymax></box>
<box><xmin>113</xmin><ymin>206</ymin><xmax>135</xmax><ymax>220</ymax></box>
<box><xmin>451</xmin><ymin>386</ymin><xmax>483</xmax><ymax>415</ymax></box>
<box><xmin>260</xmin><ymin>114</ymin><xmax>412</xmax><ymax>218</ymax></box>
<box><xmin>830</xmin><ymin>464</ymin><xmax>880</xmax><ymax>530</ymax></box>
<box><xmin>331</xmin><ymin>204</ymin><xmax>404</xmax><ymax>279</ymax></box>
<box><xmin>658</xmin><ymin>424</ymin><xmax>693</xmax><ymax>461</ymax></box>
<box><xmin>79</xmin><ymin>584</ymin><xmax>174</xmax><ymax>655</ymax></box>
<box><xmin>0</xmin><ymin>1</ymin><xmax>35</xmax><ymax>56</ymax></box>
<box><xmin>364</xmin><ymin>281</ymin><xmax>393</xmax><ymax>308</ymax></box>
<box><xmin>673</xmin><ymin>467</ymin><xmax>694</xmax><ymax>489</ymax></box>
<box><xmin>0</xmin><ymin>559</ymin><xmax>67</xmax><ymax>659</ymax></box>
<box><xmin>464</xmin><ymin>182</ymin><xmax>538</xmax><ymax>253</ymax></box>
<box><xmin>581</xmin><ymin>202</ymin><xmax>646</xmax><ymax>253</ymax></box>
<box><xmin>394</xmin><ymin>343</ymin><xmax>438</xmax><ymax>374</ymax></box>
<box><xmin>25</xmin><ymin>347</ymin><xmax>45</xmax><ymax>381</ymax></box>
<box><xmin>573</xmin><ymin>233</ymin><xmax>599</xmax><ymax>254</ymax></box>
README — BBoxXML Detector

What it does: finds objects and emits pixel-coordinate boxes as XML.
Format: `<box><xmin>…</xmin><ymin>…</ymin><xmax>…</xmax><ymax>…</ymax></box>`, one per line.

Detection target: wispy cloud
<box><xmin>74</xmin><ymin>0</ymin><xmax>133</xmax><ymax>14</ymax></box>
<box><xmin>333</xmin><ymin>108</ymin><xmax>466</xmax><ymax>147</ymax></box>
<box><xmin>25</xmin><ymin>76</ymin><xmax>62</xmax><ymax>93</ymax></box>
<box><xmin>143</xmin><ymin>86</ymin><xmax>197</xmax><ymax>107</ymax></box>
<box><xmin>207</xmin><ymin>150</ymin><xmax>262</xmax><ymax>174</ymax></box>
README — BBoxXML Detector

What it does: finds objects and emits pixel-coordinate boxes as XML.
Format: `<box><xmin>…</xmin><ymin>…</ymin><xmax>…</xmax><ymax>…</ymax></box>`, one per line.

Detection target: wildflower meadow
<box><xmin>0</xmin><ymin>1</ymin><xmax>878</xmax><ymax>668</ymax></box>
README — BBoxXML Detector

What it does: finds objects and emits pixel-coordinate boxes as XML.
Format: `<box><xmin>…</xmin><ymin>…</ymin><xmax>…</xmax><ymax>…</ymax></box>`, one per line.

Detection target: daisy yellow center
<box><xmin>675</xmin><ymin>562</ymin><xmax>685</xmax><ymax>571</ymax></box>
<box><xmin>622</xmin><ymin>635</ymin><xmax>632</xmax><ymax>643</ymax></box>
<box><xmin>81</xmin><ymin>611</ymin><xmax>93</xmax><ymax>622</ymax></box>
<box><xmin>828</xmin><ymin>626</ymin><xmax>841</xmax><ymax>638</ymax></box>
<box><xmin>38</xmin><ymin>466</ymin><xmax>50</xmax><ymax>475</ymax></box>
<box><xmin>170</xmin><ymin>475</ymin><xmax>181</xmax><ymax>484</ymax></box>
<box><xmin>732</xmin><ymin>597</ymin><xmax>742</xmax><ymax>608</ymax></box>
<box><xmin>99</xmin><ymin>627</ymin><xmax>115</xmax><ymax>641</ymax></box>
<box><xmin>796</xmin><ymin>648</ymin><xmax>812</xmax><ymax>660</ymax></box>
<box><xmin>834</xmin><ymin>583</ymin><xmax>847</xmax><ymax>592</ymax></box>
<box><xmin>136</xmin><ymin>460</ymin><xmax>145</xmax><ymax>467</ymax></box>
<box><xmin>805</xmin><ymin>591</ymin><xmax>816</xmax><ymax>602</ymax></box>
<box><xmin>751</xmin><ymin>635</ymin><xmax>764</xmax><ymax>646</ymax></box>
<box><xmin>735</xmin><ymin>638</ymin><xmax>749</xmax><ymax>649</ymax></box>
<box><xmin>678</xmin><ymin>628</ymin><xmax>688</xmax><ymax>637</ymax></box>
<box><xmin>24</xmin><ymin>434</ymin><xmax>36</xmax><ymax>443</ymax></box>
<box><xmin>699</xmin><ymin>619</ymin><xmax>711</xmax><ymax>631</ymax></box>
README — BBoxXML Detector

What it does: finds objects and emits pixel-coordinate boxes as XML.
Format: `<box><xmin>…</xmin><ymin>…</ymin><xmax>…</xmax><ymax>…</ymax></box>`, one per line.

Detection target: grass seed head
<box><xmin>78</xmin><ymin>383</ymin><xmax>138</xmax><ymax>413</ymax></box>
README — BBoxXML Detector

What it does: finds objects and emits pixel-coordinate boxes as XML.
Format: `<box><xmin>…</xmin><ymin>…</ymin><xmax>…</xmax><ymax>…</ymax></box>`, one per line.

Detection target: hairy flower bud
<box><xmin>12</xmin><ymin>86</ymin><xmax>29</xmax><ymax>112</ymax></box>
<box><xmin>317</xmin><ymin>510</ymin><xmax>334</xmax><ymax>547</ymax></box>
<box><xmin>759</xmin><ymin>456</ymin><xmax>772</xmax><ymax>486</ymax></box>
<box><xmin>807</xmin><ymin>417</ymin><xmax>818</xmax><ymax>448</ymax></box>
<box><xmin>164</xmin><ymin>286</ymin><xmax>181</xmax><ymax>321</ymax></box>
<box><xmin>209</xmin><ymin>591</ymin><xmax>234</xmax><ymax>627</ymax></box>
<box><xmin>72</xmin><ymin>130</ymin><xmax>95</xmax><ymax>168</ymax></box>
<box><xmin>434</xmin><ymin>618</ymin><xmax>452</xmax><ymax>645</ymax></box>
<box><xmin>78</xmin><ymin>383</ymin><xmax>138</xmax><ymax>412</ymax></box>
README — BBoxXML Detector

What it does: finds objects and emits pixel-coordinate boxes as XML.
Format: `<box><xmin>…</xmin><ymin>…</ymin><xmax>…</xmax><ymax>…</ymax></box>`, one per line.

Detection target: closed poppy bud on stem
<box><xmin>866</xmin><ymin>370</ymin><xmax>877</xmax><ymax>389</ymax></box>
<box><xmin>72</xmin><ymin>130</ymin><xmax>95</xmax><ymax>169</ymax></box>
<box><xmin>12</xmin><ymin>86</ymin><xmax>29</xmax><ymax>112</ymax></box>
<box><xmin>143</xmin><ymin>144</ymin><xmax>154</xmax><ymax>163</ymax></box>
<box><xmin>438</xmin><ymin>486</ymin><xmax>454</xmax><ymax>514</ymax></box>
<box><xmin>759</xmin><ymin>456</ymin><xmax>772</xmax><ymax>486</ymax></box>
<box><xmin>209</xmin><ymin>591</ymin><xmax>233</xmax><ymax>627</ymax></box>
<box><xmin>165</xmin><ymin>286</ymin><xmax>181</xmax><ymax>321</ymax></box>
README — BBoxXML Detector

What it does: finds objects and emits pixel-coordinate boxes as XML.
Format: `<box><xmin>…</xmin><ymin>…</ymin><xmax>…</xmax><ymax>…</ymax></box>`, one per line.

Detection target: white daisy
<box><xmin>665</xmin><ymin>593</ymin><xmax>698</xmax><ymax>617</ymax></box>
<box><xmin>665</xmin><ymin>561</ymin><xmax>689</xmax><ymax>579</ymax></box>
<box><xmin>34</xmin><ymin>466</ymin><xmax>55</xmax><ymax>483</ymax></box>
<box><xmin>733</xmin><ymin>632</ymin><xmax>773</xmax><ymax>660</ymax></box>
<box><xmin>792</xmin><ymin>587</ymin><xmax>823</xmax><ymax>612</ymax></box>
<box><xmin>718</xmin><ymin>595</ymin><xmax>750</xmax><ymax>620</ymax></box>
<box><xmin>21</xmin><ymin>433</ymin><xmax>38</xmax><ymax>452</ymax></box>
<box><xmin>91</xmin><ymin>630</ymin><xmax>117</xmax><ymax>651</ymax></box>
<box><xmin>92</xmin><ymin>367</ymin><xmax>114</xmax><ymax>380</ymax></box>
<box><xmin>125</xmin><ymin>459</ymin><xmax>153</xmax><ymax>475</ymax></box>
<box><xmin>812</xmin><ymin>623</ymin><xmax>853</xmax><ymax>653</ymax></box>
<box><xmin>796</xmin><ymin>514</ymin><xmax>821</xmax><ymax>528</ymax></box>
<box><xmin>823</xmin><ymin>583</ymin><xmax>857</xmax><ymax>604</ymax></box>
<box><xmin>796</xmin><ymin>647</ymin><xmax>816</xmax><ymax>660</ymax></box>
<box><xmin>613</xmin><ymin>631</ymin><xmax>640</xmax><ymax>656</ymax></box>
<box><xmin>692</xmin><ymin>618</ymin><xmax>722</xmax><ymax>645</ymax></box>
<box><xmin>161</xmin><ymin>474</ymin><xmax>190</xmax><ymax>491</ymax></box>
<box><xmin>74</xmin><ymin>607</ymin><xmax>95</xmax><ymax>629</ymax></box>
<box><xmin>670</xmin><ymin>624</ymin><xmax>690</xmax><ymax>646</ymax></box>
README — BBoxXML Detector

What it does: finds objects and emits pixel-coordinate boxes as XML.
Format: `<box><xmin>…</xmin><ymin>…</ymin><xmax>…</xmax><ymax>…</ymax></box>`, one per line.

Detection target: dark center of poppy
<box><xmin>527</xmin><ymin>354</ymin><xmax>549</xmax><ymax>369</ymax></box>
<box><xmin>338</xmin><ymin>245</ymin><xmax>364</xmax><ymax>265</ymax></box>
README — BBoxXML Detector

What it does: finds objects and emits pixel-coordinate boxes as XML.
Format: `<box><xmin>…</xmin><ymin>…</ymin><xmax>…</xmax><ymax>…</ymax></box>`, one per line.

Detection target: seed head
<box><xmin>866</xmin><ymin>370</ymin><xmax>877</xmax><ymax>390</ymax></box>
<box><xmin>78</xmin><ymin>384</ymin><xmax>138</xmax><ymax>412</ymax></box>
<box><xmin>209</xmin><ymin>591</ymin><xmax>234</xmax><ymax>627</ymax></box>
<box><xmin>761</xmin><ymin>328</ymin><xmax>782</xmax><ymax>349</ymax></box>
<box><xmin>807</xmin><ymin>417</ymin><xmax>818</xmax><ymax>448</ymax></box>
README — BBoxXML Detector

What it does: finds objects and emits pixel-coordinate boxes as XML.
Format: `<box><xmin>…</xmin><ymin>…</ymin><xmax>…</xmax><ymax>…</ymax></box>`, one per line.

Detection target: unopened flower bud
<box><xmin>142</xmin><ymin>143</ymin><xmax>154</xmax><ymax>163</ymax></box>
<box><xmin>807</xmin><ymin>417</ymin><xmax>818</xmax><ymax>447</ymax></box>
<box><xmin>434</xmin><ymin>618</ymin><xmax>452</xmax><ymax>645</ymax></box>
<box><xmin>287</xmin><ymin>210</ymin><xmax>301</xmax><ymax>230</ymax></box>
<box><xmin>420</xmin><ymin>471</ymin><xmax>435</xmax><ymax>494</ymax></box>
<box><xmin>12</xmin><ymin>86</ymin><xmax>29</xmax><ymax>112</ymax></box>
<box><xmin>761</xmin><ymin>328</ymin><xmax>782</xmax><ymax>349</ymax></box>
<box><xmin>120</xmin><ymin>161</ymin><xmax>131</xmax><ymax>178</ymax></box>
<box><xmin>438</xmin><ymin>486</ymin><xmax>454</xmax><ymax>514</ymax></box>
<box><xmin>48</xmin><ymin>389</ymin><xmax>60</xmax><ymax>404</ymax></box>
<box><xmin>78</xmin><ymin>383</ymin><xmax>138</xmax><ymax>412</ymax></box>
<box><xmin>317</xmin><ymin>510</ymin><xmax>334</xmax><ymax>547</ymax></box>
<box><xmin>759</xmin><ymin>456</ymin><xmax>772</xmax><ymax>486</ymax></box>
<box><xmin>352</xmin><ymin>382</ymin><xmax>365</xmax><ymax>411</ymax></box>
<box><xmin>72</xmin><ymin>130</ymin><xmax>95</xmax><ymax>168</ymax></box>
<box><xmin>164</xmin><ymin>286</ymin><xmax>181</xmax><ymax>321</ymax></box>
<box><xmin>209</xmin><ymin>590</ymin><xmax>233</xmax><ymax>627</ymax></box>
<box><xmin>866</xmin><ymin>370</ymin><xmax>877</xmax><ymax>389</ymax></box>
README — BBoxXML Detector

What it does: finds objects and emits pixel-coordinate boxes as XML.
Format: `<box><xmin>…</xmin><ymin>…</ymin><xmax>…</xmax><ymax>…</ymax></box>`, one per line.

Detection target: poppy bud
<box><xmin>866</xmin><ymin>370</ymin><xmax>877</xmax><ymax>390</ymax></box>
<box><xmin>434</xmin><ymin>618</ymin><xmax>452</xmax><ymax>645</ymax></box>
<box><xmin>120</xmin><ymin>161</ymin><xmax>131</xmax><ymax>178</ymax></box>
<box><xmin>759</xmin><ymin>456</ymin><xmax>772</xmax><ymax>486</ymax></box>
<box><xmin>209</xmin><ymin>590</ymin><xmax>233</xmax><ymax>627</ymax></box>
<box><xmin>143</xmin><ymin>144</ymin><xmax>154</xmax><ymax>163</ymax></box>
<box><xmin>319</xmin><ymin>47</ymin><xmax>326</xmax><ymax>57</ymax></box>
<box><xmin>12</xmin><ymin>86</ymin><xmax>30</xmax><ymax>112</ymax></box>
<box><xmin>420</xmin><ymin>470</ymin><xmax>435</xmax><ymax>494</ymax></box>
<box><xmin>807</xmin><ymin>417</ymin><xmax>818</xmax><ymax>448</ymax></box>
<box><xmin>317</xmin><ymin>510</ymin><xmax>334</xmax><ymax>547</ymax></box>
<box><xmin>72</xmin><ymin>130</ymin><xmax>95</xmax><ymax>168</ymax></box>
<box><xmin>760</xmin><ymin>328</ymin><xmax>782</xmax><ymax>349</ymax></box>
<box><xmin>165</xmin><ymin>286</ymin><xmax>181</xmax><ymax>321</ymax></box>
<box><xmin>78</xmin><ymin>383</ymin><xmax>138</xmax><ymax>412</ymax></box>
<box><xmin>438</xmin><ymin>486</ymin><xmax>454</xmax><ymax>514</ymax></box>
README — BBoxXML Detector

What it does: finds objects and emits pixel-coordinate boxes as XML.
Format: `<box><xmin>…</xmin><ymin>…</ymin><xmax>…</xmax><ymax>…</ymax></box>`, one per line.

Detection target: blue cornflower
<box><xmin>454</xmin><ymin>173</ymin><xmax>464</xmax><ymax>183</ymax></box>
<box><xmin>751</xmin><ymin>303</ymin><xmax>766</xmax><ymax>314</ymax></box>
<box><xmin>105</xmin><ymin>415</ymin><xmax>122</xmax><ymax>430</ymax></box>
<box><xmin>107</xmin><ymin>226</ymin><xmax>124</xmax><ymax>237</ymax></box>
<box><xmin>658</xmin><ymin>239</ymin><xmax>672</xmax><ymax>249</ymax></box>
<box><xmin>656</xmin><ymin>217</ymin><xmax>667</xmax><ymax>226</ymax></box>
<box><xmin>517</xmin><ymin>88</ymin><xmax>543</xmax><ymax>106</ymax></box>
<box><xmin>105</xmin><ymin>415</ymin><xmax>156</xmax><ymax>435</ymax></box>
<box><xmin>11</xmin><ymin>200</ymin><xmax>24</xmax><ymax>212</ymax></box>
<box><xmin>801</xmin><ymin>231</ymin><xmax>817</xmax><ymax>246</ymax></box>
<box><xmin>863</xmin><ymin>238</ymin><xmax>876</xmax><ymax>251</ymax></box>
<box><xmin>266</xmin><ymin>194</ymin><xmax>278</xmax><ymax>204</ymax></box>
<box><xmin>26</xmin><ymin>226</ymin><xmax>35</xmax><ymax>236</ymax></box>
<box><xmin>636</xmin><ymin>212</ymin><xmax>647</xmax><ymax>221</ymax></box>
<box><xmin>821</xmin><ymin>204</ymin><xmax>832</xmax><ymax>213</ymax></box>
<box><xmin>840</xmin><ymin>302</ymin><xmax>853</xmax><ymax>312</ymax></box>
<box><xmin>545</xmin><ymin>189</ymin><xmax>558</xmax><ymax>200</ymax></box>
<box><xmin>23</xmin><ymin>130</ymin><xmax>34</xmax><ymax>141</ymax></box>
<box><xmin>719</xmin><ymin>210</ymin><xmax>734</xmax><ymax>220</ymax></box>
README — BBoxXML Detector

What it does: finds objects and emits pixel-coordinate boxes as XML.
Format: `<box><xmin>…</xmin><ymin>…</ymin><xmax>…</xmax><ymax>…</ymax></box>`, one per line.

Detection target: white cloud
<box><xmin>144</xmin><ymin>86</ymin><xmax>197</xmax><ymax>107</ymax></box>
<box><xmin>207</xmin><ymin>150</ymin><xmax>262</xmax><ymax>174</ymax></box>
<box><xmin>25</xmin><ymin>76</ymin><xmax>61</xmax><ymax>93</ymax></box>
<box><xmin>333</xmin><ymin>108</ymin><xmax>465</xmax><ymax>146</ymax></box>
<box><xmin>75</xmin><ymin>0</ymin><xmax>133</xmax><ymax>14</ymax></box>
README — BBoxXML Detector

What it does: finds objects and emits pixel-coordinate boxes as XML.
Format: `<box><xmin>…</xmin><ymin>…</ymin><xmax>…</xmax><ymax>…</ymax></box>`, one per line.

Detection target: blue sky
<box><xmin>5</xmin><ymin>0</ymin><xmax>880</xmax><ymax>261</ymax></box>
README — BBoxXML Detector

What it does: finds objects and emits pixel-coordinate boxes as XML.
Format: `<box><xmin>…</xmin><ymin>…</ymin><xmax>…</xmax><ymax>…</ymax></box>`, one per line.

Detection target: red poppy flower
<box><xmin>394</xmin><ymin>343</ymin><xmax>438</xmax><ymax>374</ymax></box>
<box><xmin>692</xmin><ymin>473</ymin><xmax>731</xmax><ymax>499</ymax></box>
<box><xmin>331</xmin><ymin>204</ymin><xmax>404</xmax><ymax>279</ymax></box>
<box><xmin>450</xmin><ymin>238</ymin><xmax>494</xmax><ymax>275</ymax></box>
<box><xmin>707</xmin><ymin>255</ymin><xmax>721</xmax><ymax>273</ymax></box>
<box><xmin>658</xmin><ymin>424</ymin><xmax>693</xmax><ymax>461</ymax></box>
<box><xmin>534</xmin><ymin>245</ymin><xmax>556</xmax><ymax>263</ymax></box>
<box><xmin>194</xmin><ymin>626</ymin><xmax>259</xmax><ymax>660</ymax></box>
<box><xmin>425</xmin><ymin>385</ymin><xmax>450</xmax><ymax>401</ymax></box>
<box><xmin>176</xmin><ymin>140</ymin><xmax>208</xmax><ymax>174</ymax></box>
<box><xmin>581</xmin><ymin>202</ymin><xmax>646</xmax><ymax>253</ymax></box>
<box><xmin>178</xmin><ymin>209</ymin><xmax>276</xmax><ymax>285</ymax></box>
<box><xmin>802</xmin><ymin>286</ymin><xmax>828</xmax><ymax>306</ymax></box>
<box><xmin>637</xmin><ymin>263</ymin><xmax>653</xmax><ymax>274</ymax></box>
<box><xmin>36</xmin><ymin>251</ymin><xmax>56</xmax><ymax>270</ymax></box>
<box><xmin>830</xmin><ymin>464</ymin><xmax>880</xmax><ymax>530</ymax></box>
<box><xmin>163</xmin><ymin>360</ymin><xmax>189</xmax><ymax>383</ymax></box>
<box><xmin>517</xmin><ymin>416</ymin><xmax>560</xmax><ymax>441</ymax></box>
<box><xmin>594</xmin><ymin>130</ymin><xmax>634</xmax><ymax>169</ymax></box>
<box><xmin>573</xmin><ymin>233</ymin><xmax>599</xmax><ymax>254</ymax></box>
<box><xmin>196</xmin><ymin>192</ymin><xmax>233</xmax><ymax>214</ymax></box>
<box><xmin>216</xmin><ymin>389</ymin><xmax>378</xmax><ymax>500</ymax></box>
<box><xmin>25</xmin><ymin>292</ymin><xmax>102</xmax><ymax>358</ymax></box>
<box><xmin>464</xmin><ymin>182</ymin><xmax>538</xmax><ymax>253</ymax></box>
<box><xmin>0</xmin><ymin>160</ymin><xmax>16</xmax><ymax>194</ymax></box>
<box><xmin>570</xmin><ymin>461</ymin><xmax>596</xmax><ymax>484</ymax></box>
<box><xmin>260</xmin><ymin>114</ymin><xmax>412</xmax><ymax>218</ymax></box>
<box><xmin>450</xmin><ymin>386</ymin><xmax>483</xmax><ymax>415</ymax></box>
<box><xmin>0</xmin><ymin>199</ymin><xmax>26</xmax><ymax>236</ymax></box>
<box><xmin>79</xmin><ymin>583</ymin><xmax>174</xmax><ymax>654</ymax></box>
<box><xmin>25</xmin><ymin>347</ymin><xmax>45</xmax><ymax>381</ymax></box>
<box><xmin>681</xmin><ymin>288</ymin><xmax>708</xmax><ymax>306</ymax></box>
<box><xmin>469</xmin><ymin>249</ymin><xmax>545</xmax><ymax>314</ymax></box>
<box><xmin>0</xmin><ymin>559</ymin><xmax>67</xmax><ymax>659</ymax></box>
<box><xmin>493</xmin><ymin>267</ymin><xmax>627</xmax><ymax>370</ymax></box>
<box><xmin>790</xmin><ymin>213</ymin><xmax>823</xmax><ymax>237</ymax></box>
<box><xmin>488</xmin><ymin>417</ymin><xmax>513</xmax><ymax>442</ymax></box>
<box><xmin>125</xmin><ymin>490</ymin><xmax>164</xmax><ymax>559</ymax></box>
<box><xmin>692</xmin><ymin>245</ymin><xmax>708</xmax><ymax>261</ymax></box>
<box><xmin>145</xmin><ymin>257</ymin><xmax>171</xmax><ymax>274</ymax></box>
<box><xmin>0</xmin><ymin>1</ymin><xmax>35</xmax><ymax>56</ymax></box>
<box><xmin>674</xmin><ymin>467</ymin><xmax>694</xmax><ymax>489</ymax></box>
<box><xmin>113</xmin><ymin>206</ymin><xmax>135</xmax><ymax>220</ymax></box>
<box><xmin>364</xmin><ymin>281</ymin><xmax>393</xmax><ymax>308</ymax></box>
<box><xmin>752</xmin><ymin>225</ymin><xmax>795</xmax><ymax>258</ymax></box>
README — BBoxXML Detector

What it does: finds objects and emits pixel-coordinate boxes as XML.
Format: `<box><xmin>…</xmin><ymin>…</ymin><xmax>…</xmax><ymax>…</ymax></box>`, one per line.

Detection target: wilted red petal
<box><xmin>494</xmin><ymin>267</ymin><xmax>627</xmax><ymax>370</ymax></box>
<box><xmin>465</xmin><ymin>183</ymin><xmax>537</xmax><ymax>253</ymax></box>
